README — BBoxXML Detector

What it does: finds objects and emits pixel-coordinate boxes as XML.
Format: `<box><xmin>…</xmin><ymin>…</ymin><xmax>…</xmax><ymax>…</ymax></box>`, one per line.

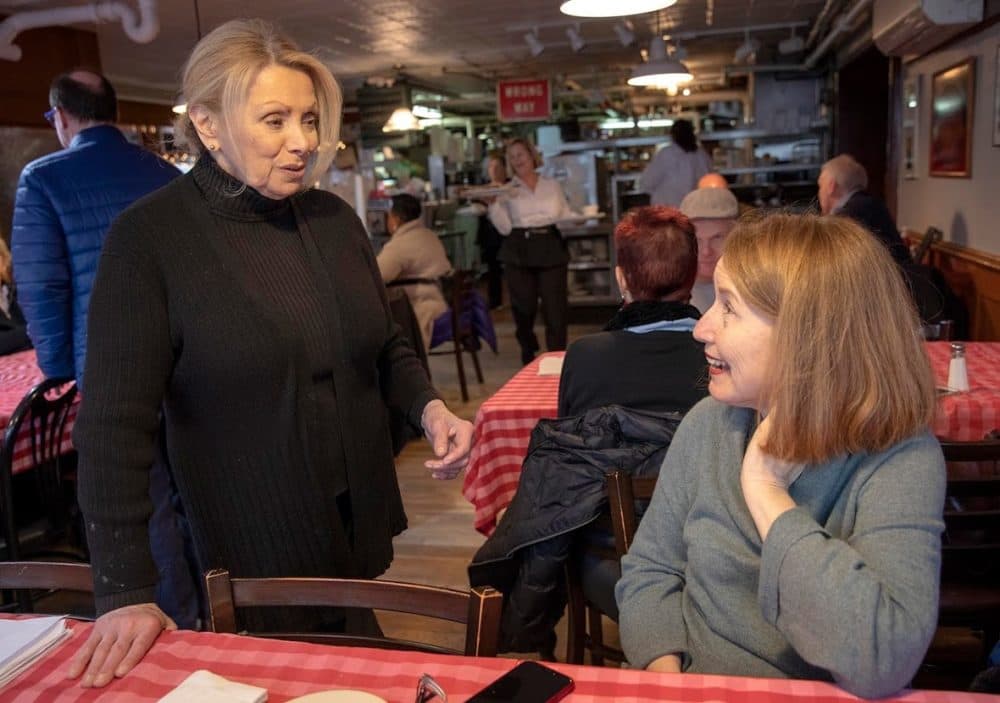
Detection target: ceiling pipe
<box><xmin>805</xmin><ymin>0</ymin><xmax>839</xmax><ymax>49</ymax></box>
<box><xmin>804</xmin><ymin>0</ymin><xmax>871</xmax><ymax>69</ymax></box>
<box><xmin>0</xmin><ymin>0</ymin><xmax>159</xmax><ymax>62</ymax></box>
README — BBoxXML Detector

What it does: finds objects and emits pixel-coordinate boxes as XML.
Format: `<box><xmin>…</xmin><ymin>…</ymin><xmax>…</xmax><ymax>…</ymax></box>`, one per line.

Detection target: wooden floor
<box><xmin>376</xmin><ymin>306</ymin><xmax>607</xmax><ymax>658</ymax></box>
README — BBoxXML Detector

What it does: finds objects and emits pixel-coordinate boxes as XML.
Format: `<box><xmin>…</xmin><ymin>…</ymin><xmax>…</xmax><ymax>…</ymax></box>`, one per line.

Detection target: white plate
<box><xmin>286</xmin><ymin>691</ymin><xmax>387</xmax><ymax>703</ymax></box>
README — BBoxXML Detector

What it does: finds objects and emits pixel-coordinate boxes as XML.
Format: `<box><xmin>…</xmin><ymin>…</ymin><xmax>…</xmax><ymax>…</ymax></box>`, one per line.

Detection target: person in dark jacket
<box><xmin>68</xmin><ymin>19</ymin><xmax>473</xmax><ymax>689</ymax></box>
<box><xmin>469</xmin><ymin>405</ymin><xmax>682</xmax><ymax>653</ymax></box>
<box><xmin>10</xmin><ymin>69</ymin><xmax>195</xmax><ymax>631</ymax></box>
<box><xmin>559</xmin><ymin>205</ymin><xmax>708</xmax><ymax>418</ymax></box>
<box><xmin>12</xmin><ymin>69</ymin><xmax>180</xmax><ymax>381</ymax></box>
<box><xmin>817</xmin><ymin>154</ymin><xmax>911</xmax><ymax>266</ymax></box>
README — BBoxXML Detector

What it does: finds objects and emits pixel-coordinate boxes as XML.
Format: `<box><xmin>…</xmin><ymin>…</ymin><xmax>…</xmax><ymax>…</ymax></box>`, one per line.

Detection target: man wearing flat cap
<box><xmin>679</xmin><ymin>187</ymin><xmax>739</xmax><ymax>313</ymax></box>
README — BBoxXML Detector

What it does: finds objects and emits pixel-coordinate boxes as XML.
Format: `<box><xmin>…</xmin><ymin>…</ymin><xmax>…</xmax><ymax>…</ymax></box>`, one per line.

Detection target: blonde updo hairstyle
<box><xmin>173</xmin><ymin>18</ymin><xmax>342</xmax><ymax>188</ymax></box>
<box><xmin>722</xmin><ymin>213</ymin><xmax>937</xmax><ymax>465</ymax></box>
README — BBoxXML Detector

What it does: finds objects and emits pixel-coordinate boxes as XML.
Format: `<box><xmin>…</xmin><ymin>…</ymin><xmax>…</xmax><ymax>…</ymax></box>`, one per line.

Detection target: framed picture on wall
<box><xmin>929</xmin><ymin>58</ymin><xmax>975</xmax><ymax>177</ymax></box>
<box><xmin>993</xmin><ymin>45</ymin><xmax>1000</xmax><ymax>147</ymax></box>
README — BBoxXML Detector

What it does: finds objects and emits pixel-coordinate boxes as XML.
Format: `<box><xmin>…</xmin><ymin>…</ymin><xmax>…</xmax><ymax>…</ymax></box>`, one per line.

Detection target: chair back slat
<box><xmin>607</xmin><ymin>471</ymin><xmax>657</xmax><ymax>556</ymax></box>
<box><xmin>204</xmin><ymin>569</ymin><xmax>502</xmax><ymax>657</ymax></box>
<box><xmin>0</xmin><ymin>561</ymin><xmax>93</xmax><ymax>593</ymax></box>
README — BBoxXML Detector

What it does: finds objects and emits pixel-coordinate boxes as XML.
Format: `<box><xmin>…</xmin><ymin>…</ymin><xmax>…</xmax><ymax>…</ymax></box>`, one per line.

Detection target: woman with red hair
<box><xmin>558</xmin><ymin>205</ymin><xmax>707</xmax><ymax>417</ymax></box>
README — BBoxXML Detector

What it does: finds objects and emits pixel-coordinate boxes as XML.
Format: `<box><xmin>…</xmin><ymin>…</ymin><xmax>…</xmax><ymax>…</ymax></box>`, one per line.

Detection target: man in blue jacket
<box><xmin>10</xmin><ymin>69</ymin><xmax>197</xmax><ymax>628</ymax></box>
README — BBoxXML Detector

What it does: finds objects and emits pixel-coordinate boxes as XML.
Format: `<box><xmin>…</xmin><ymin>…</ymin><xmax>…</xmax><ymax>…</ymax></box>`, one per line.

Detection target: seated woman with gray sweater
<box><xmin>616</xmin><ymin>213</ymin><xmax>944</xmax><ymax>699</ymax></box>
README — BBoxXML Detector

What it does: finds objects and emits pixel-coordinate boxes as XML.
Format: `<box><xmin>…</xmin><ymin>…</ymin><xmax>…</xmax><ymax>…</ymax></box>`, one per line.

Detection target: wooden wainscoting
<box><xmin>905</xmin><ymin>230</ymin><xmax>1000</xmax><ymax>341</ymax></box>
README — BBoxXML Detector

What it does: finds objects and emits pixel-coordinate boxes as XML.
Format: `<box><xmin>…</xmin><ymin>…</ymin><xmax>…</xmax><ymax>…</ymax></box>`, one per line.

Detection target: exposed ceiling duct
<box><xmin>872</xmin><ymin>0</ymin><xmax>983</xmax><ymax>56</ymax></box>
<box><xmin>0</xmin><ymin>0</ymin><xmax>160</xmax><ymax>62</ymax></box>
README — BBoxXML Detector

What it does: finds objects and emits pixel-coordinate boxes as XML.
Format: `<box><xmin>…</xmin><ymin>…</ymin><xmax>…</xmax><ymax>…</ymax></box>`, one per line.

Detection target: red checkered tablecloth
<box><xmin>0</xmin><ymin>349</ymin><xmax>78</xmax><ymax>475</ymax></box>
<box><xmin>462</xmin><ymin>353</ymin><xmax>562</xmax><ymax>535</ymax></box>
<box><xmin>3</xmin><ymin>618</ymin><xmax>994</xmax><ymax>702</ymax></box>
<box><xmin>463</xmin><ymin>344</ymin><xmax>1000</xmax><ymax>536</ymax></box>
<box><xmin>926</xmin><ymin>342</ymin><xmax>1000</xmax><ymax>441</ymax></box>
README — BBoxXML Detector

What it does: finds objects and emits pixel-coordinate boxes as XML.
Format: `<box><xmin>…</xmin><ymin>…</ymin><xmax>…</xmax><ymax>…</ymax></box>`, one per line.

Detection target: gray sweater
<box><xmin>616</xmin><ymin>397</ymin><xmax>945</xmax><ymax>699</ymax></box>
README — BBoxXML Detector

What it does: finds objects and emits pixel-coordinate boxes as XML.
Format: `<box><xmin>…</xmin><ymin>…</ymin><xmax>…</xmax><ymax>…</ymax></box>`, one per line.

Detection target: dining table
<box><xmin>0</xmin><ymin>349</ymin><xmax>78</xmax><ymax>476</ymax></box>
<box><xmin>462</xmin><ymin>342</ymin><xmax>1000</xmax><ymax>536</ymax></box>
<box><xmin>4</xmin><ymin>617</ymin><xmax>996</xmax><ymax>702</ymax></box>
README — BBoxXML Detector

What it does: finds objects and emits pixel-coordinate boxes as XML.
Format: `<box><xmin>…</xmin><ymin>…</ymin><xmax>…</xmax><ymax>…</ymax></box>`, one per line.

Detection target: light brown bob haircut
<box><xmin>722</xmin><ymin>213</ymin><xmax>936</xmax><ymax>464</ymax></box>
<box><xmin>173</xmin><ymin>18</ymin><xmax>342</xmax><ymax>188</ymax></box>
<box><xmin>505</xmin><ymin>137</ymin><xmax>543</xmax><ymax>172</ymax></box>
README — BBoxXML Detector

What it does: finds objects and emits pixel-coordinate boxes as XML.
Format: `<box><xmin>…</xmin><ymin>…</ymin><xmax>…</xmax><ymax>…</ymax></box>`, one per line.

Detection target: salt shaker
<box><xmin>947</xmin><ymin>342</ymin><xmax>969</xmax><ymax>392</ymax></box>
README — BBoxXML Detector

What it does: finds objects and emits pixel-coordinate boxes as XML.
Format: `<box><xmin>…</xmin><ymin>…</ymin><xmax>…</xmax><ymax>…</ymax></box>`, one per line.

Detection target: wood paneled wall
<box><xmin>905</xmin><ymin>230</ymin><xmax>1000</xmax><ymax>341</ymax></box>
<box><xmin>0</xmin><ymin>22</ymin><xmax>102</xmax><ymax>128</ymax></box>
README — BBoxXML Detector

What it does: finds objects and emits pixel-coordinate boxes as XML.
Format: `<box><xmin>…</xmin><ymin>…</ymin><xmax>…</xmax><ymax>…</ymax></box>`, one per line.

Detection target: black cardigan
<box><xmin>75</xmin><ymin>157</ymin><xmax>437</xmax><ymax>617</ymax></box>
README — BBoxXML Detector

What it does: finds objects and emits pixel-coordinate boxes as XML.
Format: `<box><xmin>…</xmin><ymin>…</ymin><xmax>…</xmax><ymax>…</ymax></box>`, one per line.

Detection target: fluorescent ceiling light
<box><xmin>383</xmin><ymin>107</ymin><xmax>421</xmax><ymax>132</ymax></box>
<box><xmin>566</xmin><ymin>26</ymin><xmax>586</xmax><ymax>53</ymax></box>
<box><xmin>561</xmin><ymin>0</ymin><xmax>677</xmax><ymax>17</ymax></box>
<box><xmin>524</xmin><ymin>30</ymin><xmax>544</xmax><ymax>57</ymax></box>
<box><xmin>628</xmin><ymin>36</ymin><xmax>693</xmax><ymax>87</ymax></box>
<box><xmin>599</xmin><ymin>117</ymin><xmax>675</xmax><ymax>131</ymax></box>
<box><xmin>411</xmin><ymin>104</ymin><xmax>442</xmax><ymax>119</ymax></box>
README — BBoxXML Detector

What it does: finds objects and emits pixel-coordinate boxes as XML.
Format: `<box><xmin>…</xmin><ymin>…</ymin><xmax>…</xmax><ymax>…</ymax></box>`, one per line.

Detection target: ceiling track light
<box><xmin>524</xmin><ymin>29</ymin><xmax>544</xmax><ymax>57</ymax></box>
<box><xmin>560</xmin><ymin>0</ymin><xmax>677</xmax><ymax>17</ymax></box>
<box><xmin>382</xmin><ymin>106</ymin><xmax>420</xmax><ymax>133</ymax></box>
<box><xmin>566</xmin><ymin>25</ymin><xmax>586</xmax><ymax>53</ymax></box>
<box><xmin>733</xmin><ymin>30</ymin><xmax>760</xmax><ymax>64</ymax></box>
<box><xmin>778</xmin><ymin>27</ymin><xmax>805</xmax><ymax>55</ymax></box>
<box><xmin>614</xmin><ymin>20</ymin><xmax>636</xmax><ymax>47</ymax></box>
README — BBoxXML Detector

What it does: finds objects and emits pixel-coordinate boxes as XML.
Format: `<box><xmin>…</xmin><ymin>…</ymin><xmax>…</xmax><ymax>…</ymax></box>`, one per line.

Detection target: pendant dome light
<box><xmin>560</xmin><ymin>0</ymin><xmax>677</xmax><ymax>18</ymax></box>
<box><xmin>628</xmin><ymin>35</ymin><xmax>692</xmax><ymax>87</ymax></box>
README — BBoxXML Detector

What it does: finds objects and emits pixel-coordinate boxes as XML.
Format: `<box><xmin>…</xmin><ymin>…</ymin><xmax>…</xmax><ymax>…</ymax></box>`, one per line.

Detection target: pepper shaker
<box><xmin>947</xmin><ymin>342</ymin><xmax>969</xmax><ymax>392</ymax></box>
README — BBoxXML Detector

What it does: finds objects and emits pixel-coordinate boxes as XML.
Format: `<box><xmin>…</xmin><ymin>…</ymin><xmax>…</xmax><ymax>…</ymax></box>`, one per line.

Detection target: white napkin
<box><xmin>0</xmin><ymin>616</ymin><xmax>69</xmax><ymax>687</ymax></box>
<box><xmin>537</xmin><ymin>356</ymin><xmax>564</xmax><ymax>376</ymax></box>
<box><xmin>158</xmin><ymin>670</ymin><xmax>268</xmax><ymax>703</ymax></box>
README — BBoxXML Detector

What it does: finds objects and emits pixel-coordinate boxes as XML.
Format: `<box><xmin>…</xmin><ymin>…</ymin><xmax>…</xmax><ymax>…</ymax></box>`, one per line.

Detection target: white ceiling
<box><xmin>0</xmin><ymin>0</ymin><xmax>856</xmax><ymax>109</ymax></box>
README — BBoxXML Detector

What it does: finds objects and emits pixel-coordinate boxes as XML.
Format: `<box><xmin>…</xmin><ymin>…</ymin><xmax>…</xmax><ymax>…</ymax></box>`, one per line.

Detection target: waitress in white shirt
<box><xmin>488</xmin><ymin>138</ymin><xmax>575</xmax><ymax>365</ymax></box>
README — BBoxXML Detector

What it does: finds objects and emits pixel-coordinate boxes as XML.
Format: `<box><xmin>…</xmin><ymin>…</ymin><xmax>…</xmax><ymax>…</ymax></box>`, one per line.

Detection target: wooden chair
<box><xmin>429</xmin><ymin>270</ymin><xmax>487</xmax><ymax>403</ymax></box>
<box><xmin>937</xmin><ymin>439</ymin><xmax>1000</xmax><ymax>666</ymax></box>
<box><xmin>204</xmin><ymin>569</ymin><xmax>502</xmax><ymax>656</ymax></box>
<box><xmin>565</xmin><ymin>470</ymin><xmax>658</xmax><ymax>665</ymax></box>
<box><xmin>0</xmin><ymin>561</ymin><xmax>93</xmax><ymax>616</ymax></box>
<box><xmin>0</xmin><ymin>378</ymin><xmax>85</xmax><ymax>566</ymax></box>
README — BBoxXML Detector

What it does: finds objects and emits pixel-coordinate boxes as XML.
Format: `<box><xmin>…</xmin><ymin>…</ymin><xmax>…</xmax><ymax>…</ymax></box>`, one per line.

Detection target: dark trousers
<box><xmin>505</xmin><ymin>263</ymin><xmax>568</xmax><ymax>365</ymax></box>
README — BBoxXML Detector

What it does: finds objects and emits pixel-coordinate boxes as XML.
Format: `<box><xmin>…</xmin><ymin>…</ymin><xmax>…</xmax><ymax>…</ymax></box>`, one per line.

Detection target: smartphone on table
<box><xmin>466</xmin><ymin>661</ymin><xmax>574</xmax><ymax>703</ymax></box>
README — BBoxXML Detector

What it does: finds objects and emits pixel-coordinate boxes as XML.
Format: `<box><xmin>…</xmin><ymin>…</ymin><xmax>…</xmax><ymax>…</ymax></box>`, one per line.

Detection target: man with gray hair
<box><xmin>817</xmin><ymin>154</ymin><xmax>910</xmax><ymax>265</ymax></box>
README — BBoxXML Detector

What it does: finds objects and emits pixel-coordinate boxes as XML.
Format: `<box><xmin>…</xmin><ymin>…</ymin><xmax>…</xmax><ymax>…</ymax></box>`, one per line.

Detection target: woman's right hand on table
<box><xmin>646</xmin><ymin>653</ymin><xmax>683</xmax><ymax>673</ymax></box>
<box><xmin>67</xmin><ymin>603</ymin><xmax>176</xmax><ymax>687</ymax></box>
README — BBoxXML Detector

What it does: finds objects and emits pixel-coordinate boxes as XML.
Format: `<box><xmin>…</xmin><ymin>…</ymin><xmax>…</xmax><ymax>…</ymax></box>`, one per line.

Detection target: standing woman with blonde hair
<box><xmin>488</xmin><ymin>138</ymin><xmax>574</xmax><ymax>365</ymax></box>
<box><xmin>616</xmin><ymin>213</ymin><xmax>944</xmax><ymax>699</ymax></box>
<box><xmin>69</xmin><ymin>18</ymin><xmax>472</xmax><ymax>687</ymax></box>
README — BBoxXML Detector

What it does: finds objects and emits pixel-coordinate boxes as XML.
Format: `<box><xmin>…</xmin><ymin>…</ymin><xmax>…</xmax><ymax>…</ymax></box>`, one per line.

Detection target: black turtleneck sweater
<box><xmin>557</xmin><ymin>300</ymin><xmax>708</xmax><ymax>417</ymax></box>
<box><xmin>75</xmin><ymin>155</ymin><xmax>437</xmax><ymax>625</ymax></box>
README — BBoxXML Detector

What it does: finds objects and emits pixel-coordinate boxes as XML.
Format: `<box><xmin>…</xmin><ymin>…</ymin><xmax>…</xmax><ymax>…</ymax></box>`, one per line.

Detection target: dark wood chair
<box><xmin>0</xmin><ymin>560</ymin><xmax>93</xmax><ymax>617</ymax></box>
<box><xmin>565</xmin><ymin>470</ymin><xmax>658</xmax><ymax>665</ymax></box>
<box><xmin>204</xmin><ymin>569</ymin><xmax>503</xmax><ymax>656</ymax></box>
<box><xmin>937</xmin><ymin>439</ymin><xmax>1000</xmax><ymax>667</ymax></box>
<box><xmin>429</xmin><ymin>270</ymin><xmax>486</xmax><ymax>403</ymax></box>
<box><xmin>0</xmin><ymin>378</ymin><xmax>85</xmax><ymax>571</ymax></box>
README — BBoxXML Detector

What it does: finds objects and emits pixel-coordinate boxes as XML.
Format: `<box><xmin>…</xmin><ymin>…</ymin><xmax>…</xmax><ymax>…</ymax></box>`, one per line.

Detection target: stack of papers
<box><xmin>0</xmin><ymin>616</ymin><xmax>69</xmax><ymax>687</ymax></box>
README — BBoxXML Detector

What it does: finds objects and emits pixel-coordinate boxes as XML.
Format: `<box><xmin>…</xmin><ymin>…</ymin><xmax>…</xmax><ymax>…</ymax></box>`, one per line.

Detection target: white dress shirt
<box><xmin>487</xmin><ymin>175</ymin><xmax>575</xmax><ymax>235</ymax></box>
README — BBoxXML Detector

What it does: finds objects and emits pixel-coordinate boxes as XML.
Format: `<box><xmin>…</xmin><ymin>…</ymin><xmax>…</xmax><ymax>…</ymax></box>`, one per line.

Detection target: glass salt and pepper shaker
<box><xmin>947</xmin><ymin>342</ymin><xmax>970</xmax><ymax>392</ymax></box>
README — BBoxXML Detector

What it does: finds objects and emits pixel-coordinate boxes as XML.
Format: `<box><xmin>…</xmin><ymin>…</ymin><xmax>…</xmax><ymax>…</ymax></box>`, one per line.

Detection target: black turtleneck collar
<box><xmin>604</xmin><ymin>299</ymin><xmax>701</xmax><ymax>331</ymax></box>
<box><xmin>191</xmin><ymin>152</ymin><xmax>292</xmax><ymax>222</ymax></box>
